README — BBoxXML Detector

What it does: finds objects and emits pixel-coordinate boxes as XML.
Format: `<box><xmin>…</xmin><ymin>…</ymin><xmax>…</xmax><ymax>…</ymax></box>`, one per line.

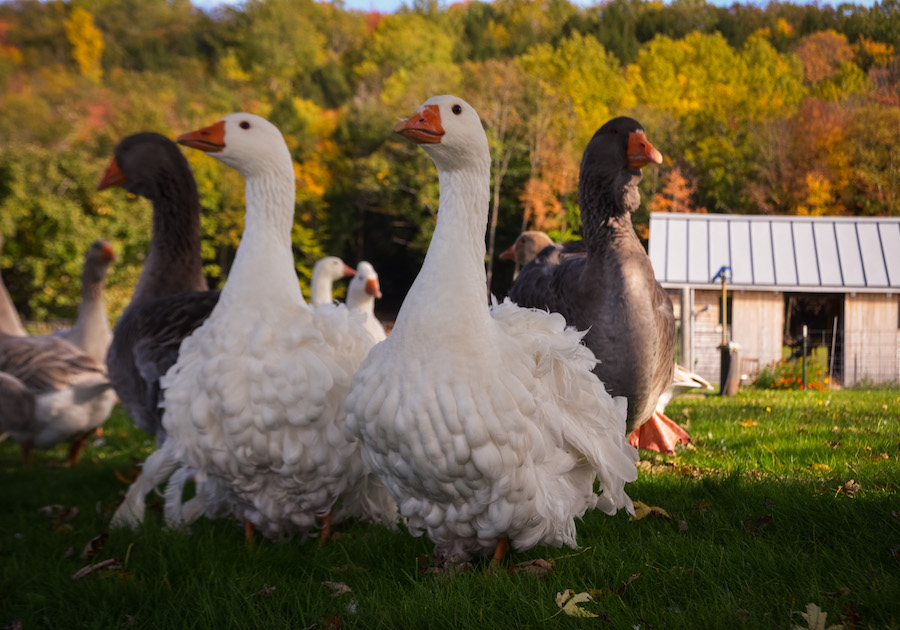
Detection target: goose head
<box><xmin>578</xmin><ymin>117</ymin><xmax>662</xmax><ymax>219</ymax></box>
<box><xmin>393</xmin><ymin>95</ymin><xmax>489</xmax><ymax>172</ymax></box>
<box><xmin>176</xmin><ymin>113</ymin><xmax>291</xmax><ymax>180</ymax></box>
<box><xmin>349</xmin><ymin>261</ymin><xmax>382</xmax><ymax>301</ymax></box>
<box><xmin>97</xmin><ymin>132</ymin><xmax>196</xmax><ymax>201</ymax></box>
<box><xmin>82</xmin><ymin>240</ymin><xmax>116</xmax><ymax>285</ymax></box>
<box><xmin>499</xmin><ymin>230</ymin><xmax>555</xmax><ymax>267</ymax></box>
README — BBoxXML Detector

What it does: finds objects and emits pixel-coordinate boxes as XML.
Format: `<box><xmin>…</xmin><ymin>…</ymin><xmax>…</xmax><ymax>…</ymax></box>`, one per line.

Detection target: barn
<box><xmin>647</xmin><ymin>212</ymin><xmax>900</xmax><ymax>387</ymax></box>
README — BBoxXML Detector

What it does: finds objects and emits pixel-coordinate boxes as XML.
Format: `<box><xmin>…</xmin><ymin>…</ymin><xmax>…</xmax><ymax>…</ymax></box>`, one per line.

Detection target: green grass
<box><xmin>1</xmin><ymin>389</ymin><xmax>898</xmax><ymax>629</ymax></box>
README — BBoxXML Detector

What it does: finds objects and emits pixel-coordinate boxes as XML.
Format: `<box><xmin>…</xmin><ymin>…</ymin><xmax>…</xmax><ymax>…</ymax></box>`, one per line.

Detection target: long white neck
<box><xmin>393</xmin><ymin>158</ymin><xmax>491</xmax><ymax>339</ymax></box>
<box><xmin>218</xmin><ymin>169</ymin><xmax>305</xmax><ymax>310</ymax></box>
<box><xmin>67</xmin><ymin>273</ymin><xmax>111</xmax><ymax>364</ymax></box>
<box><xmin>310</xmin><ymin>269</ymin><xmax>334</xmax><ymax>306</ymax></box>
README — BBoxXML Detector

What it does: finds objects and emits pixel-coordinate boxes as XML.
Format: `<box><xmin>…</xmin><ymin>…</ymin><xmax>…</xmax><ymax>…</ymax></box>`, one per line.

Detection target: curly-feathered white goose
<box><xmin>111</xmin><ymin>114</ymin><xmax>397</xmax><ymax>540</ymax></box>
<box><xmin>345</xmin><ymin>96</ymin><xmax>637</xmax><ymax>566</ymax></box>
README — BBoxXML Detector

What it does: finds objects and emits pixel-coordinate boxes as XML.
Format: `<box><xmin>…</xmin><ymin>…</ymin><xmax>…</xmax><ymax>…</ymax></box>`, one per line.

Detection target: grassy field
<box><xmin>1</xmin><ymin>388</ymin><xmax>898</xmax><ymax>629</ymax></box>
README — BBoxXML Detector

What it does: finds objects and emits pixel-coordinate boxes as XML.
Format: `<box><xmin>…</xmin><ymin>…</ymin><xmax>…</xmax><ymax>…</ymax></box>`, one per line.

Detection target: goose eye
<box><xmin>240</xmin><ymin>121</ymin><xmax>251</xmax><ymax>130</ymax></box>
<box><xmin>451</xmin><ymin>104</ymin><xmax>462</xmax><ymax>115</ymax></box>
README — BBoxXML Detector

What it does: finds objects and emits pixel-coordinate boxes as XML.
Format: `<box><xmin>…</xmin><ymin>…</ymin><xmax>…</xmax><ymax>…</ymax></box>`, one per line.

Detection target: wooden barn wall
<box><xmin>674</xmin><ymin>290</ymin><xmax>782</xmax><ymax>385</ymax></box>
<box><xmin>732</xmin><ymin>291</ymin><xmax>784</xmax><ymax>380</ymax></box>
<box><xmin>844</xmin><ymin>293</ymin><xmax>900</xmax><ymax>385</ymax></box>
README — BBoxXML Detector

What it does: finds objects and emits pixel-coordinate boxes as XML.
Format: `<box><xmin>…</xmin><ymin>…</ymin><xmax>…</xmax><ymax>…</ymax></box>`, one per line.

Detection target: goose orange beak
<box><xmin>499</xmin><ymin>244</ymin><xmax>516</xmax><ymax>261</ymax></box>
<box><xmin>366</xmin><ymin>278</ymin><xmax>382</xmax><ymax>298</ymax></box>
<box><xmin>394</xmin><ymin>104</ymin><xmax>444</xmax><ymax>145</ymax></box>
<box><xmin>177</xmin><ymin>120</ymin><xmax>226</xmax><ymax>153</ymax></box>
<box><xmin>627</xmin><ymin>131</ymin><xmax>663</xmax><ymax>169</ymax></box>
<box><xmin>343</xmin><ymin>264</ymin><xmax>356</xmax><ymax>278</ymax></box>
<box><xmin>97</xmin><ymin>156</ymin><xmax>126</xmax><ymax>190</ymax></box>
<box><xmin>101</xmin><ymin>242</ymin><xmax>116</xmax><ymax>262</ymax></box>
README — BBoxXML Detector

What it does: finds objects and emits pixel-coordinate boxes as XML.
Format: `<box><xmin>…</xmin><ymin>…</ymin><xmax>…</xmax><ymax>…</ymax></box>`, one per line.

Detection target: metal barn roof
<box><xmin>648</xmin><ymin>213</ymin><xmax>900</xmax><ymax>293</ymax></box>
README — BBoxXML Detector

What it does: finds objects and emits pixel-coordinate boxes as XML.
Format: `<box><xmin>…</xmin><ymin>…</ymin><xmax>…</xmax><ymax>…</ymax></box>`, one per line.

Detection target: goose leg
<box><xmin>318</xmin><ymin>507</ymin><xmax>335</xmax><ymax>545</ymax></box>
<box><xmin>490</xmin><ymin>538</ymin><xmax>510</xmax><ymax>568</ymax></box>
<box><xmin>628</xmin><ymin>410</ymin><xmax>691</xmax><ymax>455</ymax></box>
<box><xmin>21</xmin><ymin>442</ymin><xmax>33</xmax><ymax>468</ymax></box>
<box><xmin>66</xmin><ymin>434</ymin><xmax>89</xmax><ymax>467</ymax></box>
<box><xmin>110</xmin><ymin>444</ymin><xmax>180</xmax><ymax>529</ymax></box>
<box><xmin>244</xmin><ymin>519</ymin><xmax>254</xmax><ymax>544</ymax></box>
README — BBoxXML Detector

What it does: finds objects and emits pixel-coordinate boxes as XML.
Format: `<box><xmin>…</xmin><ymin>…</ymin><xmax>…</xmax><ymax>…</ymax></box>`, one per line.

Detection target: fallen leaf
<box><xmin>80</xmin><ymin>533</ymin><xmax>108</xmax><ymax>560</ymax></box>
<box><xmin>823</xmin><ymin>440</ymin><xmax>841</xmax><ymax>450</ymax></box>
<box><xmin>821</xmin><ymin>587</ymin><xmax>850</xmax><ymax>599</ymax></box>
<box><xmin>508</xmin><ymin>558</ymin><xmax>554</xmax><ymax>578</ymax></box>
<box><xmin>616</xmin><ymin>572</ymin><xmax>641</xmax><ymax>596</ymax></box>
<box><xmin>792</xmin><ymin>602</ymin><xmax>843</xmax><ymax>630</ymax></box>
<box><xmin>836</xmin><ymin>480</ymin><xmax>860</xmax><ymax>497</ymax></box>
<box><xmin>744</xmin><ymin>514</ymin><xmax>773</xmax><ymax>536</ymax></box>
<box><xmin>555</xmin><ymin>589</ymin><xmax>599</xmax><ymax>618</ymax></box>
<box><xmin>739</xmin><ymin>418</ymin><xmax>758</xmax><ymax>427</ymax></box>
<box><xmin>893</xmin><ymin>510</ymin><xmax>900</xmax><ymax>523</ymax></box>
<box><xmin>2</xmin><ymin>621</ymin><xmax>23</xmax><ymax>630</ymax></box>
<box><xmin>810</xmin><ymin>463</ymin><xmax>832</xmax><ymax>473</ymax></box>
<box><xmin>63</xmin><ymin>547</ymin><xmax>76</xmax><ymax>559</ymax></box>
<box><xmin>678</xmin><ymin>520</ymin><xmax>688</xmax><ymax>532</ymax></box>
<box><xmin>868</xmin><ymin>452</ymin><xmax>889</xmax><ymax>461</ymax></box>
<box><xmin>304</xmin><ymin>614</ymin><xmax>344</xmax><ymax>630</ymax></box>
<box><xmin>255</xmin><ymin>584</ymin><xmax>277</xmax><ymax>599</ymax></box>
<box><xmin>71</xmin><ymin>558</ymin><xmax>123</xmax><ymax>580</ymax></box>
<box><xmin>37</xmin><ymin>504</ymin><xmax>65</xmax><ymax>518</ymax></box>
<box><xmin>630</xmin><ymin>501</ymin><xmax>671</xmax><ymax>521</ymax></box>
<box><xmin>321</xmin><ymin>581</ymin><xmax>352</xmax><ymax>597</ymax></box>
<box><xmin>734</xmin><ymin>608</ymin><xmax>750</xmax><ymax>622</ymax></box>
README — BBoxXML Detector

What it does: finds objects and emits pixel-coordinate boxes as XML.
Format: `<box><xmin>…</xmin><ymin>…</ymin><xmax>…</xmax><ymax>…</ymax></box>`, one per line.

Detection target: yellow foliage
<box><xmin>64</xmin><ymin>7</ymin><xmax>104</xmax><ymax>83</ymax></box>
<box><xmin>219</xmin><ymin>50</ymin><xmax>251</xmax><ymax>82</ymax></box>
<box><xmin>776</xmin><ymin>18</ymin><xmax>793</xmax><ymax>37</ymax></box>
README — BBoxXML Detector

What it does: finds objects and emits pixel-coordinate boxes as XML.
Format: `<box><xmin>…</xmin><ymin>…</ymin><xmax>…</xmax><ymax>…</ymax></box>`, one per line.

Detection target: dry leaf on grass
<box><xmin>792</xmin><ymin>603</ymin><xmax>843</xmax><ymax>630</ymax></box>
<box><xmin>836</xmin><ymin>480</ymin><xmax>860</xmax><ymax>497</ymax></box>
<box><xmin>255</xmin><ymin>584</ymin><xmax>277</xmax><ymax>599</ymax></box>
<box><xmin>509</xmin><ymin>558</ymin><xmax>554</xmax><ymax>578</ymax></box>
<box><xmin>616</xmin><ymin>572</ymin><xmax>642</xmax><ymax>596</ymax></box>
<box><xmin>321</xmin><ymin>581</ymin><xmax>352</xmax><ymax>597</ymax></box>
<box><xmin>739</xmin><ymin>418</ymin><xmax>758</xmax><ymax>427</ymax></box>
<box><xmin>630</xmin><ymin>501</ymin><xmax>671</xmax><ymax>521</ymax></box>
<box><xmin>80</xmin><ymin>533</ymin><xmax>108</xmax><ymax>560</ymax></box>
<box><xmin>71</xmin><ymin>558</ymin><xmax>123</xmax><ymax>580</ymax></box>
<box><xmin>555</xmin><ymin>590</ymin><xmax>599</xmax><ymax>618</ymax></box>
<box><xmin>744</xmin><ymin>514</ymin><xmax>773</xmax><ymax>536</ymax></box>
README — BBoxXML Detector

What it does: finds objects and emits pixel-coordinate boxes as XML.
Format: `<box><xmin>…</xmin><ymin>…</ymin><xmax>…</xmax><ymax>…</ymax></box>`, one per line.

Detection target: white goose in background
<box><xmin>346</xmin><ymin>261</ymin><xmax>386</xmax><ymax>343</ymax></box>
<box><xmin>53</xmin><ymin>239</ymin><xmax>116</xmax><ymax>365</ymax></box>
<box><xmin>310</xmin><ymin>256</ymin><xmax>356</xmax><ymax>306</ymax></box>
<box><xmin>111</xmin><ymin>113</ymin><xmax>397</xmax><ymax>540</ymax></box>
<box><xmin>0</xmin><ymin>234</ymin><xmax>27</xmax><ymax>337</ymax></box>
<box><xmin>345</xmin><ymin>96</ymin><xmax>637</xmax><ymax>567</ymax></box>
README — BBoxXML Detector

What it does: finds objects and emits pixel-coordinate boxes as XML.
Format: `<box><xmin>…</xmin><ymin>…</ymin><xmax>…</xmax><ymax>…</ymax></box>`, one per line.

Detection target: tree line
<box><xmin>1</xmin><ymin>0</ymin><xmax>899</xmax><ymax>322</ymax></box>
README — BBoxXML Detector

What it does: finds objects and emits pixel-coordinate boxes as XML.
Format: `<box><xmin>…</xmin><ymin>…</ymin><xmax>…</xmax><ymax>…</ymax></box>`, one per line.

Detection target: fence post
<box><xmin>802</xmin><ymin>324</ymin><xmax>808</xmax><ymax>390</ymax></box>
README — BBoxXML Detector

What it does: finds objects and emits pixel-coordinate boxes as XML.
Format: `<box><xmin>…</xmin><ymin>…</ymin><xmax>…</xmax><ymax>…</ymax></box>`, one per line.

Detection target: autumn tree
<box><xmin>64</xmin><ymin>6</ymin><xmax>103</xmax><ymax>83</ymax></box>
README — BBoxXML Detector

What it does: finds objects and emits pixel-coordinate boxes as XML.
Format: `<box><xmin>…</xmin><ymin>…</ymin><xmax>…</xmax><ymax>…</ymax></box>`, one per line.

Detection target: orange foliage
<box><xmin>793</xmin><ymin>30</ymin><xmax>853</xmax><ymax>83</ymax></box>
<box><xmin>649</xmin><ymin>167</ymin><xmax>707</xmax><ymax>214</ymax></box>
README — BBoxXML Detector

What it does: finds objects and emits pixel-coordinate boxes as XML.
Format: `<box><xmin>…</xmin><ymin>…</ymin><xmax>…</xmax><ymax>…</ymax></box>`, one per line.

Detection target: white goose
<box><xmin>345</xmin><ymin>96</ymin><xmax>637</xmax><ymax>566</ymax></box>
<box><xmin>310</xmin><ymin>256</ymin><xmax>356</xmax><ymax>306</ymax></box>
<box><xmin>111</xmin><ymin>113</ymin><xmax>396</xmax><ymax>540</ymax></box>
<box><xmin>346</xmin><ymin>261</ymin><xmax>386</xmax><ymax>343</ymax></box>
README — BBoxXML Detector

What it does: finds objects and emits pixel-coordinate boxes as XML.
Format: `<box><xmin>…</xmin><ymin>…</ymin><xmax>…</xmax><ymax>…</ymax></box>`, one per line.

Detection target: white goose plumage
<box><xmin>345</xmin><ymin>96</ymin><xmax>637</xmax><ymax>564</ymax></box>
<box><xmin>310</xmin><ymin>256</ymin><xmax>356</xmax><ymax>306</ymax></box>
<box><xmin>111</xmin><ymin>113</ymin><xmax>396</xmax><ymax>538</ymax></box>
<box><xmin>346</xmin><ymin>261</ymin><xmax>386</xmax><ymax>343</ymax></box>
